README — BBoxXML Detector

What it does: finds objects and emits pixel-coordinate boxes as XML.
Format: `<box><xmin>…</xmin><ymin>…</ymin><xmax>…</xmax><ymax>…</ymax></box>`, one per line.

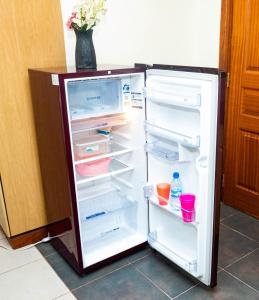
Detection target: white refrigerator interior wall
<box><xmin>60</xmin><ymin>0</ymin><xmax>221</xmax><ymax>68</ymax></box>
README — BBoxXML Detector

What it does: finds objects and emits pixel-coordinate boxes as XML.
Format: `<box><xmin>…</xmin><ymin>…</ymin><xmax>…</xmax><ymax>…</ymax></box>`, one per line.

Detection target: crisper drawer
<box><xmin>78</xmin><ymin>187</ymin><xmax>137</xmax><ymax>243</ymax></box>
<box><xmin>73</xmin><ymin>133</ymin><xmax>110</xmax><ymax>159</ymax></box>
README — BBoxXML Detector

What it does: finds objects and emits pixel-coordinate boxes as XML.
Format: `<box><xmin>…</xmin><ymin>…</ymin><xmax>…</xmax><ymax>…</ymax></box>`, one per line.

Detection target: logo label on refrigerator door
<box><xmin>51</xmin><ymin>74</ymin><xmax>59</xmax><ymax>86</ymax></box>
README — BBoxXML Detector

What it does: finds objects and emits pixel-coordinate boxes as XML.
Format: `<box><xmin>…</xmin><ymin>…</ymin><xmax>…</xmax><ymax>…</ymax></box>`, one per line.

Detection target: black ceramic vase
<box><xmin>75</xmin><ymin>29</ymin><xmax>97</xmax><ymax>70</ymax></box>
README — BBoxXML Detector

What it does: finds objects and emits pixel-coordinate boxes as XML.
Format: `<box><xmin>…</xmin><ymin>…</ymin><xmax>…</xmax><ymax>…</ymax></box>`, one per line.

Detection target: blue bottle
<box><xmin>170</xmin><ymin>172</ymin><xmax>182</xmax><ymax>209</ymax></box>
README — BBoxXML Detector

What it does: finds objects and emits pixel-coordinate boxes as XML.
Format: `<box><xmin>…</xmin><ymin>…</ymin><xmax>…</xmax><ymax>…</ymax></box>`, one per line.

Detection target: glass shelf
<box><xmin>79</xmin><ymin>188</ymin><xmax>136</xmax><ymax>223</ymax></box>
<box><xmin>76</xmin><ymin>158</ymin><xmax>133</xmax><ymax>185</ymax></box>
<box><xmin>74</xmin><ymin>141</ymin><xmax>133</xmax><ymax>165</ymax></box>
<box><xmin>71</xmin><ymin>114</ymin><xmax>128</xmax><ymax>133</ymax></box>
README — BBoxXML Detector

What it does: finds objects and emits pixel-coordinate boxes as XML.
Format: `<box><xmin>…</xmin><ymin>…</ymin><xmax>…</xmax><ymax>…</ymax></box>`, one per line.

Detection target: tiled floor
<box><xmin>0</xmin><ymin>203</ymin><xmax>258</xmax><ymax>299</ymax></box>
<box><xmin>36</xmin><ymin>203</ymin><xmax>259</xmax><ymax>300</ymax></box>
<box><xmin>0</xmin><ymin>229</ymin><xmax>76</xmax><ymax>300</ymax></box>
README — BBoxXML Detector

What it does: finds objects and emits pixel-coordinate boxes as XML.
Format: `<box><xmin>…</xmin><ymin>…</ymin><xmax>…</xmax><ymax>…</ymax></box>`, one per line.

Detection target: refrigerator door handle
<box><xmin>195</xmin><ymin>155</ymin><xmax>208</xmax><ymax>170</ymax></box>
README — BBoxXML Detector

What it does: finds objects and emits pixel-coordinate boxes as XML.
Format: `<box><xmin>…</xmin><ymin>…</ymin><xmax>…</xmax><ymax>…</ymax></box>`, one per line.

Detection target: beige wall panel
<box><xmin>0</xmin><ymin>0</ymin><xmax>66</xmax><ymax>235</ymax></box>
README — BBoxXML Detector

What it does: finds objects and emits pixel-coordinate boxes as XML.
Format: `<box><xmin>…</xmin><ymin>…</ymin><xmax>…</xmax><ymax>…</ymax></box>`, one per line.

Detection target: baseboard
<box><xmin>7</xmin><ymin>218</ymin><xmax>71</xmax><ymax>249</ymax></box>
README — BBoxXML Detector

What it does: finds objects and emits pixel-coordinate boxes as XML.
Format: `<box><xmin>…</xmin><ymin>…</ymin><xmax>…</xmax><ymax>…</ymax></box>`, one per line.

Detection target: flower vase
<box><xmin>75</xmin><ymin>29</ymin><xmax>97</xmax><ymax>70</ymax></box>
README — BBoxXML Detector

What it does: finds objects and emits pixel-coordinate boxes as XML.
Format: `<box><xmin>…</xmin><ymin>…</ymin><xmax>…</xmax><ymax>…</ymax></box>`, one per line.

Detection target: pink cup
<box><xmin>180</xmin><ymin>194</ymin><xmax>196</xmax><ymax>222</ymax></box>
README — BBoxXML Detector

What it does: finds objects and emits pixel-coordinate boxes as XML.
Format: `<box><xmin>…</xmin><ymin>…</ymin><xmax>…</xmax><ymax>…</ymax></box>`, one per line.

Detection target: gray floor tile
<box><xmin>220</xmin><ymin>203</ymin><xmax>239</xmax><ymax>221</ymax></box>
<box><xmin>127</xmin><ymin>246</ymin><xmax>151</xmax><ymax>263</ymax></box>
<box><xmin>72</xmin><ymin>265</ymin><xmax>170</xmax><ymax>300</ymax></box>
<box><xmin>176</xmin><ymin>270</ymin><xmax>259</xmax><ymax>300</ymax></box>
<box><xmin>222</xmin><ymin>211</ymin><xmax>259</xmax><ymax>242</ymax></box>
<box><xmin>133</xmin><ymin>251</ymin><xmax>196</xmax><ymax>298</ymax></box>
<box><xmin>226</xmin><ymin>248</ymin><xmax>259</xmax><ymax>291</ymax></box>
<box><xmin>218</xmin><ymin>224</ymin><xmax>258</xmax><ymax>267</ymax></box>
<box><xmin>36</xmin><ymin>241</ymin><xmax>57</xmax><ymax>257</ymax></box>
<box><xmin>45</xmin><ymin>252</ymin><xmax>131</xmax><ymax>290</ymax></box>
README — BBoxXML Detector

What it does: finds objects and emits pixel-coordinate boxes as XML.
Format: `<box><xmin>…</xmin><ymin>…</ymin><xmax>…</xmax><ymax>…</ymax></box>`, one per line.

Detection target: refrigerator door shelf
<box><xmin>148</xmin><ymin>237</ymin><xmax>198</xmax><ymax>276</ymax></box>
<box><xmin>145</xmin><ymin>73</ymin><xmax>202</xmax><ymax>110</ymax></box>
<box><xmin>75</xmin><ymin>159</ymin><xmax>134</xmax><ymax>185</ymax></box>
<box><xmin>145</xmin><ymin>142</ymin><xmax>179</xmax><ymax>162</ymax></box>
<box><xmin>145</xmin><ymin>121</ymin><xmax>200</xmax><ymax>148</ymax></box>
<box><xmin>74</xmin><ymin>141</ymin><xmax>133</xmax><ymax>165</ymax></box>
<box><xmin>145</xmin><ymin>87</ymin><xmax>201</xmax><ymax>110</ymax></box>
<box><xmin>149</xmin><ymin>195</ymin><xmax>198</xmax><ymax>227</ymax></box>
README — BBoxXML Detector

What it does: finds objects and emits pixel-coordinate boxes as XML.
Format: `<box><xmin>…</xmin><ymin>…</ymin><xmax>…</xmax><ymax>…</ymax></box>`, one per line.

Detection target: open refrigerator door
<box><xmin>145</xmin><ymin>68</ymin><xmax>221</xmax><ymax>286</ymax></box>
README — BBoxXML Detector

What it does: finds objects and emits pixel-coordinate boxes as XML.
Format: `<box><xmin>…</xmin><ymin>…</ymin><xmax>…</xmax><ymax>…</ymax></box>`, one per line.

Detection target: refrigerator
<box><xmin>29</xmin><ymin>64</ymin><xmax>226</xmax><ymax>287</ymax></box>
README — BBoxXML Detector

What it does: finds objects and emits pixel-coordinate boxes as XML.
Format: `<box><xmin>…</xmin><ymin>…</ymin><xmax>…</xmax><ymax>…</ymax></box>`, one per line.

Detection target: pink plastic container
<box><xmin>76</xmin><ymin>157</ymin><xmax>112</xmax><ymax>177</ymax></box>
<box><xmin>180</xmin><ymin>194</ymin><xmax>196</xmax><ymax>222</ymax></box>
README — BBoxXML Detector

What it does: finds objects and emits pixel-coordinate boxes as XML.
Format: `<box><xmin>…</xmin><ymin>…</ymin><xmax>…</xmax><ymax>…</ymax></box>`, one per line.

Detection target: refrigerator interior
<box><xmin>145</xmin><ymin>69</ymin><xmax>219</xmax><ymax>285</ymax></box>
<box><xmin>64</xmin><ymin>72</ymin><xmax>148</xmax><ymax>268</ymax></box>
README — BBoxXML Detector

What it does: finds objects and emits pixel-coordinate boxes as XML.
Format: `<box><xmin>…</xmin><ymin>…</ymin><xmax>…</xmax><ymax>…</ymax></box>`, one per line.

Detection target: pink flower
<box><xmin>66</xmin><ymin>12</ymin><xmax>77</xmax><ymax>30</ymax></box>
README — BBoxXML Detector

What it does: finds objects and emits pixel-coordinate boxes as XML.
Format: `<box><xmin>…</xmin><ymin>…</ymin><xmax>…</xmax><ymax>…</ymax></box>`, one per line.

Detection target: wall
<box><xmin>60</xmin><ymin>0</ymin><xmax>222</xmax><ymax>68</ymax></box>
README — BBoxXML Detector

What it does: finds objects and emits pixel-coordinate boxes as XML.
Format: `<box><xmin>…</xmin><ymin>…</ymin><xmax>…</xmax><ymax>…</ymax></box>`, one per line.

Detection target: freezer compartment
<box><xmin>145</xmin><ymin>74</ymin><xmax>201</xmax><ymax>109</ymax></box>
<box><xmin>65</xmin><ymin>73</ymin><xmax>145</xmax><ymax>121</ymax></box>
<box><xmin>78</xmin><ymin>180</ymin><xmax>146</xmax><ymax>267</ymax></box>
<box><xmin>67</xmin><ymin>78</ymin><xmax>122</xmax><ymax>120</ymax></box>
<box><xmin>148</xmin><ymin>202</ymin><xmax>198</xmax><ymax>276</ymax></box>
<box><xmin>75</xmin><ymin>158</ymin><xmax>133</xmax><ymax>185</ymax></box>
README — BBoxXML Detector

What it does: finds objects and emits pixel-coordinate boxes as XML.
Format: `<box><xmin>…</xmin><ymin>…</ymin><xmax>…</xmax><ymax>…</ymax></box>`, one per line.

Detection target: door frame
<box><xmin>219</xmin><ymin>0</ymin><xmax>233</xmax><ymax>71</ymax></box>
<box><xmin>219</xmin><ymin>0</ymin><xmax>233</xmax><ymax>203</ymax></box>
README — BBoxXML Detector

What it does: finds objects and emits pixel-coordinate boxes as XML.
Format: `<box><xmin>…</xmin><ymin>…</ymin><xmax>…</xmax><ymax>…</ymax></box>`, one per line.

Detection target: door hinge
<box><xmin>226</xmin><ymin>72</ymin><xmax>230</xmax><ymax>88</ymax></box>
<box><xmin>143</xmin><ymin>184</ymin><xmax>154</xmax><ymax>199</ymax></box>
<box><xmin>221</xmin><ymin>173</ymin><xmax>225</xmax><ymax>188</ymax></box>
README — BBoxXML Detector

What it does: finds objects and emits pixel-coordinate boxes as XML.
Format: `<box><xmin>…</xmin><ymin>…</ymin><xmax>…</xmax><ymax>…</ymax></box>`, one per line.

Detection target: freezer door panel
<box><xmin>145</xmin><ymin>68</ymin><xmax>224</xmax><ymax>286</ymax></box>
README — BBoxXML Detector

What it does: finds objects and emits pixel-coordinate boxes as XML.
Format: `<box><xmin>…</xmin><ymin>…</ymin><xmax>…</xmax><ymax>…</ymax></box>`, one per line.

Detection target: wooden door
<box><xmin>0</xmin><ymin>0</ymin><xmax>67</xmax><ymax>236</ymax></box>
<box><xmin>223</xmin><ymin>0</ymin><xmax>259</xmax><ymax>218</ymax></box>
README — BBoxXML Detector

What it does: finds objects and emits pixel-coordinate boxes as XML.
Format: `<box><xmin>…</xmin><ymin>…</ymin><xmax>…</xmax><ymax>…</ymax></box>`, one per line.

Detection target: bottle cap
<box><xmin>173</xmin><ymin>172</ymin><xmax>179</xmax><ymax>179</ymax></box>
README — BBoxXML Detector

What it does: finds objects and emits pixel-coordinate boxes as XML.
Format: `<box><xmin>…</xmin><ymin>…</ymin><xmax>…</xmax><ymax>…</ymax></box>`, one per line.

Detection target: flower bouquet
<box><xmin>66</xmin><ymin>0</ymin><xmax>107</xmax><ymax>70</ymax></box>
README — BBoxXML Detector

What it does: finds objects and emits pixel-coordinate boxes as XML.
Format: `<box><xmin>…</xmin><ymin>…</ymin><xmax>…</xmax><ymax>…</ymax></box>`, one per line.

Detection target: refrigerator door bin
<box><xmin>149</xmin><ymin>195</ymin><xmax>198</xmax><ymax>226</ymax></box>
<box><xmin>145</xmin><ymin>121</ymin><xmax>200</xmax><ymax>148</ymax></box>
<box><xmin>145</xmin><ymin>75</ymin><xmax>201</xmax><ymax>109</ymax></box>
<box><xmin>148</xmin><ymin>203</ymin><xmax>198</xmax><ymax>276</ymax></box>
<box><xmin>76</xmin><ymin>158</ymin><xmax>134</xmax><ymax>185</ymax></box>
<box><xmin>148</xmin><ymin>237</ymin><xmax>197</xmax><ymax>275</ymax></box>
<box><xmin>145</xmin><ymin>141</ymin><xmax>179</xmax><ymax>162</ymax></box>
